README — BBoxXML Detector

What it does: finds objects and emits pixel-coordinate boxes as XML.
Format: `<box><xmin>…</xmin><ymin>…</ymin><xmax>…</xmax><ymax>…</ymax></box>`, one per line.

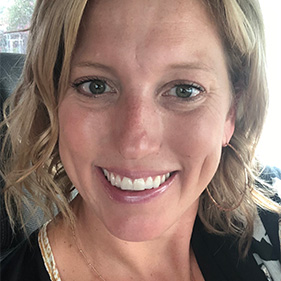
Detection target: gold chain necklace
<box><xmin>72</xmin><ymin>226</ymin><xmax>107</xmax><ymax>281</ymax></box>
<box><xmin>72</xmin><ymin>226</ymin><xmax>196</xmax><ymax>281</ymax></box>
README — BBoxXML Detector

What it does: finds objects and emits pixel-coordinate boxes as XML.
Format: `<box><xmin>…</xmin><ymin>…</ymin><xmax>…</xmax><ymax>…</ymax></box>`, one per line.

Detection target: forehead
<box><xmin>83</xmin><ymin>0</ymin><xmax>209</xmax><ymax>28</ymax></box>
<box><xmin>73</xmin><ymin>0</ymin><xmax>226</xmax><ymax>79</ymax></box>
<box><xmin>80</xmin><ymin>0</ymin><xmax>216</xmax><ymax>42</ymax></box>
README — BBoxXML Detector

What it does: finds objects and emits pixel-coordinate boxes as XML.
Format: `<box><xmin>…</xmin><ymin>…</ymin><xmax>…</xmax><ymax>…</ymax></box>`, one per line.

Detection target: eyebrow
<box><xmin>73</xmin><ymin>61</ymin><xmax>216</xmax><ymax>76</ymax></box>
<box><xmin>168</xmin><ymin>62</ymin><xmax>216</xmax><ymax>74</ymax></box>
<box><xmin>73</xmin><ymin>62</ymin><xmax>117</xmax><ymax>76</ymax></box>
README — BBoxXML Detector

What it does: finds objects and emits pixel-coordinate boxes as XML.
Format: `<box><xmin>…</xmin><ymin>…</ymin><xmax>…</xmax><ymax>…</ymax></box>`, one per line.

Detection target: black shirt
<box><xmin>1</xmin><ymin>211</ymin><xmax>280</xmax><ymax>281</ymax></box>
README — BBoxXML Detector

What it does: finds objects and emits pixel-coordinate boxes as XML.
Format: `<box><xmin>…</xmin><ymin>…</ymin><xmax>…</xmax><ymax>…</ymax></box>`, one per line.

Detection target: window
<box><xmin>257</xmin><ymin>1</ymin><xmax>281</xmax><ymax>168</ymax></box>
<box><xmin>0</xmin><ymin>0</ymin><xmax>35</xmax><ymax>53</ymax></box>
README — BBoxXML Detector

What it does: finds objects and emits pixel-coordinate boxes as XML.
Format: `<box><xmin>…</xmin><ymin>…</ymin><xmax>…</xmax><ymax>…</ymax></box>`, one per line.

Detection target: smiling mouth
<box><xmin>102</xmin><ymin>168</ymin><xmax>172</xmax><ymax>191</ymax></box>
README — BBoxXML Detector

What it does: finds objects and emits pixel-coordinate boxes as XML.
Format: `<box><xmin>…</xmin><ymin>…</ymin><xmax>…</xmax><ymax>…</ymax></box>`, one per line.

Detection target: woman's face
<box><xmin>58</xmin><ymin>0</ymin><xmax>235</xmax><ymax>241</ymax></box>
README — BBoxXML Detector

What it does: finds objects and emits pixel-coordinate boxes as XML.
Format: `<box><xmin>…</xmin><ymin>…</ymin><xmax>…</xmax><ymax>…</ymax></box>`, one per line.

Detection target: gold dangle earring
<box><xmin>206</xmin><ymin>143</ymin><xmax>249</xmax><ymax>212</ymax></box>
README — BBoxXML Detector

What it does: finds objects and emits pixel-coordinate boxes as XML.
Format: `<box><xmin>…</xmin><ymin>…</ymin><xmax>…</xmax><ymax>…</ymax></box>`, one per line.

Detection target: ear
<box><xmin>222</xmin><ymin>104</ymin><xmax>236</xmax><ymax>146</ymax></box>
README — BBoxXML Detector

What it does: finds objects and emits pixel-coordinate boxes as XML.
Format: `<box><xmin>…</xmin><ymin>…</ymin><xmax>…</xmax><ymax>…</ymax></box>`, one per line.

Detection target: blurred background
<box><xmin>257</xmin><ymin>1</ymin><xmax>281</xmax><ymax>168</ymax></box>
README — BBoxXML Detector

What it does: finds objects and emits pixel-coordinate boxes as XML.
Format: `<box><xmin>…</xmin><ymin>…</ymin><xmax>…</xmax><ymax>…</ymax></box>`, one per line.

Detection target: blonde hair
<box><xmin>199</xmin><ymin>0</ymin><xmax>281</xmax><ymax>254</ymax></box>
<box><xmin>1</xmin><ymin>0</ymin><xmax>88</xmax><ymax>229</ymax></box>
<box><xmin>1</xmin><ymin>0</ymin><xmax>280</xmax><ymax>254</ymax></box>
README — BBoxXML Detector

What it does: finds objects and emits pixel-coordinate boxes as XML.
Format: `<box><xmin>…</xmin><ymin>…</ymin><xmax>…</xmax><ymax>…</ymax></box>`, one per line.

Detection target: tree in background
<box><xmin>0</xmin><ymin>0</ymin><xmax>35</xmax><ymax>53</ymax></box>
<box><xmin>6</xmin><ymin>0</ymin><xmax>35</xmax><ymax>31</ymax></box>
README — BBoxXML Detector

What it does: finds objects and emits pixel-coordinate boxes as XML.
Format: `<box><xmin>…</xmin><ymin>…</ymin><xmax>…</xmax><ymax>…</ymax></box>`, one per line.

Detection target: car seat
<box><xmin>0</xmin><ymin>52</ymin><xmax>25</xmax><ymax>258</ymax></box>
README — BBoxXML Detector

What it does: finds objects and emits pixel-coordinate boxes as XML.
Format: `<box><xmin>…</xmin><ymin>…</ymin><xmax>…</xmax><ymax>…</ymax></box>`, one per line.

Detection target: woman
<box><xmin>1</xmin><ymin>0</ymin><xmax>280</xmax><ymax>280</ymax></box>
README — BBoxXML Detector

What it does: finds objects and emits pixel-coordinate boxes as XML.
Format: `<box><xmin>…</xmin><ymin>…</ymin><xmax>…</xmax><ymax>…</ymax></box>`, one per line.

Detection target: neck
<box><xmin>71</xmin><ymin>195</ymin><xmax>199</xmax><ymax>281</ymax></box>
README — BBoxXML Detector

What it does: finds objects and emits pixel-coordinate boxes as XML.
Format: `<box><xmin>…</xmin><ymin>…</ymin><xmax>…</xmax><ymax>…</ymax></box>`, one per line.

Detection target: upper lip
<box><xmin>98</xmin><ymin>166</ymin><xmax>176</xmax><ymax>179</ymax></box>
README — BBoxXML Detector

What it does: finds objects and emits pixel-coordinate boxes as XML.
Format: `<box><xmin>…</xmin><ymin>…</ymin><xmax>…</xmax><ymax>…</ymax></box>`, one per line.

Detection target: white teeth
<box><xmin>153</xmin><ymin>176</ymin><xmax>161</xmax><ymax>188</ymax></box>
<box><xmin>121</xmin><ymin>177</ymin><xmax>133</xmax><ymax>190</ymax></box>
<box><xmin>133</xmin><ymin>178</ymin><xmax>146</xmax><ymax>191</ymax></box>
<box><xmin>116</xmin><ymin>175</ymin><xmax>121</xmax><ymax>187</ymax></box>
<box><xmin>110</xmin><ymin>173</ymin><xmax>115</xmax><ymax>185</ymax></box>
<box><xmin>145</xmin><ymin>177</ymin><xmax>154</xmax><ymax>189</ymax></box>
<box><xmin>103</xmin><ymin>169</ymin><xmax>109</xmax><ymax>178</ymax></box>
<box><xmin>102</xmin><ymin>169</ymin><xmax>171</xmax><ymax>191</ymax></box>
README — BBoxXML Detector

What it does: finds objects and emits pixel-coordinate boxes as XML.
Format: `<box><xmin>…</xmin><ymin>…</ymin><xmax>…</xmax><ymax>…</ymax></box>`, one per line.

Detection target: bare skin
<box><xmin>47</xmin><ymin>0</ymin><xmax>235</xmax><ymax>280</ymax></box>
<box><xmin>48</xmin><ymin>197</ymin><xmax>204</xmax><ymax>280</ymax></box>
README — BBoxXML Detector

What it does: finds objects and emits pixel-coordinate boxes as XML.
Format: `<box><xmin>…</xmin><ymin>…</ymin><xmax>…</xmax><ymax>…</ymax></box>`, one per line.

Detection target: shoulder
<box><xmin>256</xmin><ymin>166</ymin><xmax>281</xmax><ymax>246</ymax></box>
<box><xmin>0</xmin><ymin>230</ymin><xmax>50</xmax><ymax>281</ymax></box>
<box><xmin>251</xmin><ymin>166</ymin><xmax>281</xmax><ymax>280</ymax></box>
<box><xmin>251</xmin><ymin>208</ymin><xmax>281</xmax><ymax>281</ymax></box>
<box><xmin>192</xmin><ymin>166</ymin><xmax>281</xmax><ymax>280</ymax></box>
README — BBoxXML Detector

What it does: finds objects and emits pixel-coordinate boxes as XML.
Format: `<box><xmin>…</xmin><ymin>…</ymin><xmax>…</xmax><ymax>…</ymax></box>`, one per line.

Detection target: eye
<box><xmin>167</xmin><ymin>83</ymin><xmax>205</xmax><ymax>99</ymax></box>
<box><xmin>72</xmin><ymin>78</ymin><xmax>114</xmax><ymax>96</ymax></box>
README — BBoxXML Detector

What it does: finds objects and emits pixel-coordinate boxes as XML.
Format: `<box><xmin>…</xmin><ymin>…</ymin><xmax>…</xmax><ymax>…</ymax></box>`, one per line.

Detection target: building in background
<box><xmin>0</xmin><ymin>0</ymin><xmax>34</xmax><ymax>53</ymax></box>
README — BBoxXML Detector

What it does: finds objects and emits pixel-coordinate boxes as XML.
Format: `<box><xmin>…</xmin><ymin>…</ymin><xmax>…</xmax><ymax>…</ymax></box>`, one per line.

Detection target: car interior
<box><xmin>0</xmin><ymin>52</ymin><xmax>25</xmax><ymax>259</ymax></box>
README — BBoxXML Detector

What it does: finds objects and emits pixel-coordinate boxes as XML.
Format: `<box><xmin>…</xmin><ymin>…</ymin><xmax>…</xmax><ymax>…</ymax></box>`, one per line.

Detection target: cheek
<box><xmin>166</xmin><ymin>111</ymin><xmax>225</xmax><ymax>200</ymax></box>
<box><xmin>57</xmin><ymin>98</ymin><xmax>112</xmax><ymax>197</ymax></box>
<box><xmin>58</xmin><ymin>99</ymin><xmax>108</xmax><ymax>160</ymax></box>
<box><xmin>166</xmin><ymin>111</ymin><xmax>225</xmax><ymax>159</ymax></box>
<box><xmin>57</xmin><ymin>100</ymin><xmax>94</xmax><ymax>192</ymax></box>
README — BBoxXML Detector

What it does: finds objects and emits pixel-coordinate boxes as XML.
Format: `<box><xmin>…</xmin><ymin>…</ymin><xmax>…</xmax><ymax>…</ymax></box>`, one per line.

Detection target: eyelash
<box><xmin>71</xmin><ymin>76</ymin><xmax>115</xmax><ymax>97</ymax></box>
<box><xmin>71</xmin><ymin>77</ymin><xmax>206</xmax><ymax>100</ymax></box>
<box><xmin>164</xmin><ymin>82</ymin><xmax>205</xmax><ymax>100</ymax></box>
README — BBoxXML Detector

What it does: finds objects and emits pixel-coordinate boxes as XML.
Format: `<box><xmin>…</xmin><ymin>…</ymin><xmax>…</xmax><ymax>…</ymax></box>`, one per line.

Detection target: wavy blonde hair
<box><xmin>1</xmin><ymin>0</ymin><xmax>280</xmax><ymax>254</ymax></box>
<box><xmin>199</xmin><ymin>0</ymin><xmax>281</xmax><ymax>254</ymax></box>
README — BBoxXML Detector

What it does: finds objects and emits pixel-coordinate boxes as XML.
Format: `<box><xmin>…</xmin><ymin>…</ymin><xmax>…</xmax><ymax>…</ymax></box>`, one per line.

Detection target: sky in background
<box><xmin>0</xmin><ymin>0</ymin><xmax>280</xmax><ymax>167</ymax></box>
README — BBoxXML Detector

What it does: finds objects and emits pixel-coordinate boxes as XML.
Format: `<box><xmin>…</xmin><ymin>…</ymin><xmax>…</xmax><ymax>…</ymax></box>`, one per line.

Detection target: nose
<box><xmin>114</xmin><ymin>94</ymin><xmax>162</xmax><ymax>160</ymax></box>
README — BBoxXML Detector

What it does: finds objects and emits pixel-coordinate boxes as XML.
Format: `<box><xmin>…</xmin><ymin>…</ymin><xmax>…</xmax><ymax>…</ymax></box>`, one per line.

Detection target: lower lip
<box><xmin>95</xmin><ymin>167</ymin><xmax>176</xmax><ymax>204</ymax></box>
